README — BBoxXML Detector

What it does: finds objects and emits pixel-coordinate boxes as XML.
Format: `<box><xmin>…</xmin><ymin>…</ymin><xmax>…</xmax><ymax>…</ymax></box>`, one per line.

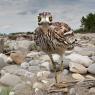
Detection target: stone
<box><xmin>21</xmin><ymin>62</ymin><xmax>29</xmax><ymax>69</ymax></box>
<box><xmin>29</xmin><ymin>60</ymin><xmax>41</xmax><ymax>66</ymax></box>
<box><xmin>52</xmin><ymin>54</ymin><xmax>60</xmax><ymax>63</ymax></box>
<box><xmin>39</xmin><ymin>55</ymin><xmax>50</xmax><ymax>62</ymax></box>
<box><xmin>88</xmin><ymin>63</ymin><xmax>95</xmax><ymax>74</ymax></box>
<box><xmin>10</xmin><ymin>51</ymin><xmax>26</xmax><ymax>64</ymax></box>
<box><xmin>69</xmin><ymin>62</ymin><xmax>87</xmax><ymax>74</ymax></box>
<box><xmin>0</xmin><ymin>53</ymin><xmax>8</xmax><ymax>63</ymax></box>
<box><xmin>72</xmin><ymin>73</ymin><xmax>85</xmax><ymax>81</ymax></box>
<box><xmin>33</xmin><ymin>82</ymin><xmax>44</xmax><ymax>89</ymax></box>
<box><xmin>0</xmin><ymin>73</ymin><xmax>22</xmax><ymax>87</ymax></box>
<box><xmin>7</xmin><ymin>57</ymin><xmax>13</xmax><ymax>64</ymax></box>
<box><xmin>66</xmin><ymin>53</ymin><xmax>93</xmax><ymax>67</ymax></box>
<box><xmin>69</xmin><ymin>88</ymin><xmax>76</xmax><ymax>95</ymax></box>
<box><xmin>0</xmin><ymin>65</ymin><xmax>35</xmax><ymax>80</ymax></box>
<box><xmin>86</xmin><ymin>75</ymin><xmax>95</xmax><ymax>80</ymax></box>
<box><xmin>13</xmin><ymin>82</ymin><xmax>33</xmax><ymax>95</ymax></box>
<box><xmin>28</xmin><ymin>66</ymin><xmax>40</xmax><ymax>73</ymax></box>
<box><xmin>0</xmin><ymin>65</ymin><xmax>21</xmax><ymax>76</ymax></box>
<box><xmin>91</xmin><ymin>56</ymin><xmax>95</xmax><ymax>62</ymax></box>
<box><xmin>40</xmin><ymin>62</ymin><xmax>50</xmax><ymax>70</ymax></box>
<box><xmin>0</xmin><ymin>57</ymin><xmax>8</xmax><ymax>70</ymax></box>
<box><xmin>63</xmin><ymin>69</ymin><xmax>69</xmax><ymax>75</ymax></box>
<box><xmin>37</xmin><ymin>71</ymin><xmax>51</xmax><ymax>80</ymax></box>
<box><xmin>89</xmin><ymin>87</ymin><xmax>95</xmax><ymax>94</ymax></box>
<box><xmin>63</xmin><ymin>58</ymin><xmax>71</xmax><ymax>68</ymax></box>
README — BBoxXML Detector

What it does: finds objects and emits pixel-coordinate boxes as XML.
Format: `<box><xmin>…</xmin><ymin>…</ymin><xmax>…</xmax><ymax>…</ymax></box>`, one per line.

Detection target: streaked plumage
<box><xmin>34</xmin><ymin>12</ymin><xmax>76</xmax><ymax>83</ymax></box>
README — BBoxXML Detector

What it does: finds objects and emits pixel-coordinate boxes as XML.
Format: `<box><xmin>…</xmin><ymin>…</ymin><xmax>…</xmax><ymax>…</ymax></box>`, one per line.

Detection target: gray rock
<box><xmin>69</xmin><ymin>62</ymin><xmax>87</xmax><ymax>74</ymax></box>
<box><xmin>1</xmin><ymin>65</ymin><xmax>22</xmax><ymax>76</ymax></box>
<box><xmin>88</xmin><ymin>63</ymin><xmax>95</xmax><ymax>74</ymax></box>
<box><xmin>74</xmin><ymin>46</ymin><xmax>95</xmax><ymax>56</ymax></box>
<box><xmin>28</xmin><ymin>66</ymin><xmax>40</xmax><ymax>73</ymax></box>
<box><xmin>0</xmin><ymin>53</ymin><xmax>8</xmax><ymax>63</ymax></box>
<box><xmin>89</xmin><ymin>87</ymin><xmax>95</xmax><ymax>94</ymax></box>
<box><xmin>66</xmin><ymin>53</ymin><xmax>93</xmax><ymax>67</ymax></box>
<box><xmin>0</xmin><ymin>73</ymin><xmax>22</xmax><ymax>87</ymax></box>
<box><xmin>13</xmin><ymin>82</ymin><xmax>33</xmax><ymax>95</ymax></box>
<box><xmin>63</xmin><ymin>58</ymin><xmax>71</xmax><ymax>68</ymax></box>
<box><xmin>37</xmin><ymin>71</ymin><xmax>51</xmax><ymax>80</ymax></box>
<box><xmin>40</xmin><ymin>61</ymin><xmax>50</xmax><ymax>71</ymax></box>
<box><xmin>29</xmin><ymin>60</ymin><xmax>41</xmax><ymax>66</ymax></box>
<box><xmin>1</xmin><ymin>65</ymin><xmax>35</xmax><ymax>80</ymax></box>
<box><xmin>0</xmin><ymin>57</ymin><xmax>8</xmax><ymax>70</ymax></box>
<box><xmin>5</xmin><ymin>40</ymin><xmax>34</xmax><ymax>51</ymax></box>
<box><xmin>63</xmin><ymin>69</ymin><xmax>69</xmax><ymax>75</ymax></box>
<box><xmin>39</xmin><ymin>55</ymin><xmax>50</xmax><ymax>62</ymax></box>
<box><xmin>69</xmin><ymin>88</ymin><xmax>76</xmax><ymax>95</ymax></box>
<box><xmin>91</xmin><ymin>56</ymin><xmax>95</xmax><ymax>62</ymax></box>
<box><xmin>21</xmin><ymin>62</ymin><xmax>29</xmax><ymax>69</ymax></box>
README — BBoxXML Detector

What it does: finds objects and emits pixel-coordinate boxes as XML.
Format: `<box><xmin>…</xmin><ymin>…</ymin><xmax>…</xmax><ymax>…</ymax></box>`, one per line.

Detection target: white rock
<box><xmin>40</xmin><ymin>62</ymin><xmax>50</xmax><ymax>70</ymax></box>
<box><xmin>72</xmin><ymin>73</ymin><xmax>85</xmax><ymax>81</ymax></box>
<box><xmin>63</xmin><ymin>69</ymin><xmax>69</xmax><ymax>75</ymax></box>
<box><xmin>86</xmin><ymin>75</ymin><xmax>95</xmax><ymax>80</ymax></box>
<box><xmin>66</xmin><ymin>53</ymin><xmax>93</xmax><ymax>67</ymax></box>
<box><xmin>89</xmin><ymin>87</ymin><xmax>95</xmax><ymax>94</ymax></box>
<box><xmin>0</xmin><ymin>73</ymin><xmax>22</xmax><ymax>87</ymax></box>
<box><xmin>52</xmin><ymin>54</ymin><xmax>60</xmax><ymax>63</ymax></box>
<box><xmin>39</xmin><ymin>55</ymin><xmax>50</xmax><ymax>62</ymax></box>
<box><xmin>69</xmin><ymin>62</ymin><xmax>87</xmax><ymax>74</ymax></box>
<box><xmin>88</xmin><ymin>63</ymin><xmax>95</xmax><ymax>74</ymax></box>
<box><xmin>37</xmin><ymin>71</ymin><xmax>51</xmax><ymax>79</ymax></box>
<box><xmin>33</xmin><ymin>82</ymin><xmax>43</xmax><ymax>89</ymax></box>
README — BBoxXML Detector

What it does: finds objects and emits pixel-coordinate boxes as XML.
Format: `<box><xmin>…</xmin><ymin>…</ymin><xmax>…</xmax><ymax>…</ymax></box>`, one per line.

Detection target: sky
<box><xmin>0</xmin><ymin>0</ymin><xmax>95</xmax><ymax>34</ymax></box>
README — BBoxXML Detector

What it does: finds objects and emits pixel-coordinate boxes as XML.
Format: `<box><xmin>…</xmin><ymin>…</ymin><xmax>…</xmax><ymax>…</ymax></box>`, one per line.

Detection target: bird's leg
<box><xmin>48</xmin><ymin>54</ymin><xmax>58</xmax><ymax>83</ymax></box>
<box><xmin>59</xmin><ymin>55</ymin><xmax>64</xmax><ymax>71</ymax></box>
<box><xmin>56</xmin><ymin>55</ymin><xmax>64</xmax><ymax>83</ymax></box>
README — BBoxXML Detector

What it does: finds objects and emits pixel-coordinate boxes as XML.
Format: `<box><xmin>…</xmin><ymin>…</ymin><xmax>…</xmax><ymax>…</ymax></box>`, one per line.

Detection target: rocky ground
<box><xmin>0</xmin><ymin>33</ymin><xmax>95</xmax><ymax>95</ymax></box>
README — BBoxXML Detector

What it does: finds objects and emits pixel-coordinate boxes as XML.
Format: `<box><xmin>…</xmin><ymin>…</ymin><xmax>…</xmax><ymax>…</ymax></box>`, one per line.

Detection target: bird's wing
<box><xmin>51</xmin><ymin>22</ymin><xmax>76</xmax><ymax>46</ymax></box>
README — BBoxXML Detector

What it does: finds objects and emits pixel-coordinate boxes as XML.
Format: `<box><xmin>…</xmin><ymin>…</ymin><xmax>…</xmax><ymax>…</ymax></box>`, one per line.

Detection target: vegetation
<box><xmin>74</xmin><ymin>13</ymin><xmax>95</xmax><ymax>33</ymax></box>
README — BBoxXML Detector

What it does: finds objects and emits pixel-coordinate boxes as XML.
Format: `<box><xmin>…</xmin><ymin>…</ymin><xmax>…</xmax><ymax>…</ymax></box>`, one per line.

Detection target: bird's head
<box><xmin>38</xmin><ymin>12</ymin><xmax>53</xmax><ymax>26</ymax></box>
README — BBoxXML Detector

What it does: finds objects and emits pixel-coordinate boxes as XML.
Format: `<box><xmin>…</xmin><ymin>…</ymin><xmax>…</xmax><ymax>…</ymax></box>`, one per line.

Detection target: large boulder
<box><xmin>5</xmin><ymin>40</ymin><xmax>35</xmax><ymax>51</ymax></box>
<box><xmin>88</xmin><ymin>63</ymin><xmax>95</xmax><ymax>74</ymax></box>
<box><xmin>66</xmin><ymin>53</ymin><xmax>93</xmax><ymax>67</ymax></box>
<box><xmin>0</xmin><ymin>65</ymin><xmax>35</xmax><ymax>80</ymax></box>
<box><xmin>69</xmin><ymin>62</ymin><xmax>87</xmax><ymax>74</ymax></box>
<box><xmin>0</xmin><ymin>73</ymin><xmax>22</xmax><ymax>87</ymax></box>
<box><xmin>12</xmin><ymin>82</ymin><xmax>33</xmax><ymax>95</ymax></box>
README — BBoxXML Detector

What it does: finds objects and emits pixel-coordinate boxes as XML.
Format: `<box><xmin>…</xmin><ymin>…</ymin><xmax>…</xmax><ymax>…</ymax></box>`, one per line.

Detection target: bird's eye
<box><xmin>38</xmin><ymin>16</ymin><xmax>41</xmax><ymax>22</ymax></box>
<box><xmin>49</xmin><ymin>16</ymin><xmax>52</xmax><ymax>22</ymax></box>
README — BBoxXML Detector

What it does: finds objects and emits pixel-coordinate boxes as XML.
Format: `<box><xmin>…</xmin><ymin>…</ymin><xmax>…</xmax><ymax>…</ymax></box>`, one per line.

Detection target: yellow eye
<box><xmin>49</xmin><ymin>16</ymin><xmax>52</xmax><ymax>22</ymax></box>
<box><xmin>38</xmin><ymin>16</ymin><xmax>41</xmax><ymax>22</ymax></box>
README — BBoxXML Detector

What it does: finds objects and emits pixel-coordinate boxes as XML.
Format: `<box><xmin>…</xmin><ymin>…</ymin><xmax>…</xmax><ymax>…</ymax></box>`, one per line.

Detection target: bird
<box><xmin>34</xmin><ymin>12</ymin><xmax>76</xmax><ymax>83</ymax></box>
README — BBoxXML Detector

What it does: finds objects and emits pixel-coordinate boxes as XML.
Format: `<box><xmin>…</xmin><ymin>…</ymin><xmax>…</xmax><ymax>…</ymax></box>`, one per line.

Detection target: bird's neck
<box><xmin>40</xmin><ymin>25</ymin><xmax>50</xmax><ymax>32</ymax></box>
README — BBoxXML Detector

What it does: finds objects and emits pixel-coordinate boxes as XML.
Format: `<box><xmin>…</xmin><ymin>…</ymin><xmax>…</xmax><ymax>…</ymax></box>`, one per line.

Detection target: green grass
<box><xmin>0</xmin><ymin>86</ymin><xmax>11</xmax><ymax>95</ymax></box>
